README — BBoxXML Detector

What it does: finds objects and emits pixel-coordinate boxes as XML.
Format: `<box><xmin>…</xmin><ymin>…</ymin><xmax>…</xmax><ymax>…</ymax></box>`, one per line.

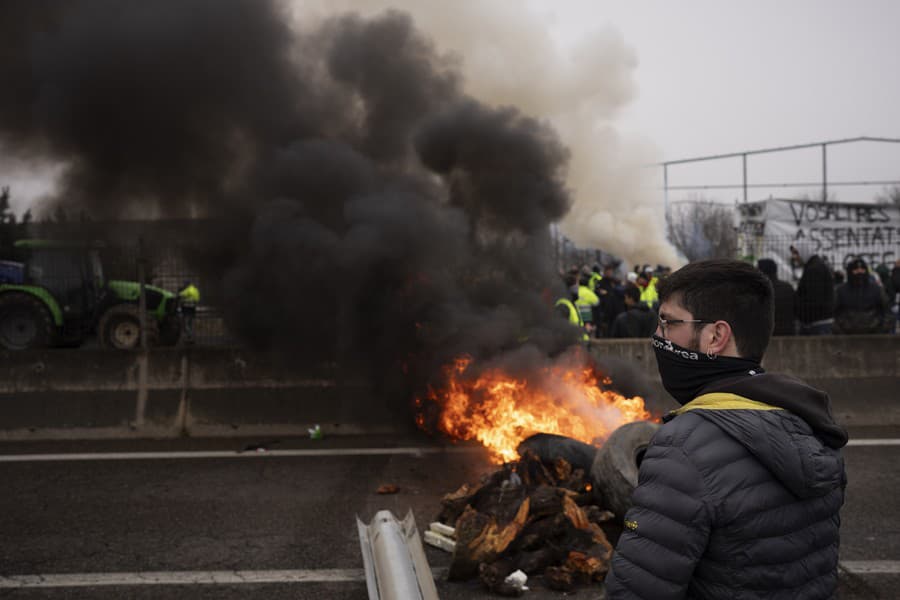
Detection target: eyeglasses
<box><xmin>657</xmin><ymin>317</ymin><xmax>715</xmax><ymax>336</ymax></box>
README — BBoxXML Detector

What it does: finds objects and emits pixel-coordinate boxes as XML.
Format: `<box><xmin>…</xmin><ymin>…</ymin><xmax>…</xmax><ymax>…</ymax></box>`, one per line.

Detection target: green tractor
<box><xmin>0</xmin><ymin>240</ymin><xmax>182</xmax><ymax>350</ymax></box>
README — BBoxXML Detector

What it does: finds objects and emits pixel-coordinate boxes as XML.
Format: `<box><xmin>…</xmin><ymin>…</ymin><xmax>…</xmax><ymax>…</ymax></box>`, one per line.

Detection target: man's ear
<box><xmin>708</xmin><ymin>320</ymin><xmax>735</xmax><ymax>356</ymax></box>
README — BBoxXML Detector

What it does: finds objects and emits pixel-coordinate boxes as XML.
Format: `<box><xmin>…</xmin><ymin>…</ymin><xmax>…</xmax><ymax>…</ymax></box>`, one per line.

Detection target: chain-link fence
<box><xmin>740</xmin><ymin>234</ymin><xmax>899</xmax><ymax>334</ymax></box>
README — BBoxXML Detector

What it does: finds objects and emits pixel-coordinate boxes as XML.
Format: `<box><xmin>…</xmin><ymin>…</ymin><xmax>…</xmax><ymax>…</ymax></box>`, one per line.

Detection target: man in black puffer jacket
<box><xmin>605</xmin><ymin>259</ymin><xmax>847</xmax><ymax>600</ymax></box>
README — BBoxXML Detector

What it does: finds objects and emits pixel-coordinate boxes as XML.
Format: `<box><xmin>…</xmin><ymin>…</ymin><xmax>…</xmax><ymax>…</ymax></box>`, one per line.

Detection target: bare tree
<box><xmin>667</xmin><ymin>197</ymin><xmax>738</xmax><ymax>262</ymax></box>
<box><xmin>0</xmin><ymin>186</ymin><xmax>14</xmax><ymax>224</ymax></box>
<box><xmin>0</xmin><ymin>186</ymin><xmax>17</xmax><ymax>254</ymax></box>
<box><xmin>876</xmin><ymin>185</ymin><xmax>900</xmax><ymax>207</ymax></box>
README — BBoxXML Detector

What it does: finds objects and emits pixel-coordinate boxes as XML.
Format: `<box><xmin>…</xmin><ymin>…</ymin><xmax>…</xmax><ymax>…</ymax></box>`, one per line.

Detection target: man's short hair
<box><xmin>623</xmin><ymin>283</ymin><xmax>641</xmax><ymax>304</ymax></box>
<box><xmin>657</xmin><ymin>259</ymin><xmax>774</xmax><ymax>359</ymax></box>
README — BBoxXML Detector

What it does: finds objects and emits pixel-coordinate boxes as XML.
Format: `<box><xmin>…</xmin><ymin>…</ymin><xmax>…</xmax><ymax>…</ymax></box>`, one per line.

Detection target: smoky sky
<box><xmin>0</xmin><ymin>0</ymin><xmax>584</xmax><ymax>405</ymax></box>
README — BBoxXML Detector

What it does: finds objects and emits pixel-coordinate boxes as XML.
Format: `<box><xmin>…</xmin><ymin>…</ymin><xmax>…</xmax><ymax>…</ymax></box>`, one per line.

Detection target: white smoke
<box><xmin>291</xmin><ymin>0</ymin><xmax>680</xmax><ymax>267</ymax></box>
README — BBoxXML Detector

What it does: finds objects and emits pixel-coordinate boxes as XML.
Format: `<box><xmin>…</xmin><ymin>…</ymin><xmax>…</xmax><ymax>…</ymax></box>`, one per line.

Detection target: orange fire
<box><xmin>419</xmin><ymin>354</ymin><xmax>651</xmax><ymax>463</ymax></box>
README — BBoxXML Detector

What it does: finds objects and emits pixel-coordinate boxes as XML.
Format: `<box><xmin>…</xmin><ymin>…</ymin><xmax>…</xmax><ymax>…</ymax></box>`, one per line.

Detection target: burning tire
<box><xmin>516</xmin><ymin>433</ymin><xmax>598</xmax><ymax>474</ymax></box>
<box><xmin>589</xmin><ymin>420</ymin><xmax>659</xmax><ymax>519</ymax></box>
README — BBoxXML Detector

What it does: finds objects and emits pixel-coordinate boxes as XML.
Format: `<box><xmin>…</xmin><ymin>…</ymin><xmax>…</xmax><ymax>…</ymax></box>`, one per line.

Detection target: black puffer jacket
<box><xmin>605</xmin><ymin>373</ymin><xmax>847</xmax><ymax>599</ymax></box>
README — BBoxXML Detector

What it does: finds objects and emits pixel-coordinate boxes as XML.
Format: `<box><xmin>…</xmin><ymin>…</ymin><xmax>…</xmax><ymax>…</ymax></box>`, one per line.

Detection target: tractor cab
<box><xmin>14</xmin><ymin>240</ymin><xmax>105</xmax><ymax>334</ymax></box>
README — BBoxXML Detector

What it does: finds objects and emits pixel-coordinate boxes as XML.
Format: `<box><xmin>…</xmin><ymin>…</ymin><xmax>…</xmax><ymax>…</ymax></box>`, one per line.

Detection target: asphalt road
<box><xmin>0</xmin><ymin>426</ymin><xmax>898</xmax><ymax>599</ymax></box>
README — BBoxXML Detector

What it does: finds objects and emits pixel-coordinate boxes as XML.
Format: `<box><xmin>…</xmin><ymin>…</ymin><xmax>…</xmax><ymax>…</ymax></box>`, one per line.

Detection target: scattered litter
<box><xmin>376</xmin><ymin>484</ymin><xmax>399</xmax><ymax>495</ymax></box>
<box><xmin>429</xmin><ymin>522</ymin><xmax>456</xmax><ymax>538</ymax></box>
<box><xmin>308</xmin><ymin>424</ymin><xmax>323</xmax><ymax>440</ymax></box>
<box><xmin>504</xmin><ymin>570</ymin><xmax>528</xmax><ymax>592</ymax></box>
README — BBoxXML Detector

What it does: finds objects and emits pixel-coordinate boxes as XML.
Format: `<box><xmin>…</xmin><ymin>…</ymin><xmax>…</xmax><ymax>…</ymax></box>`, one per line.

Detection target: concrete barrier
<box><xmin>0</xmin><ymin>336</ymin><xmax>897</xmax><ymax>440</ymax></box>
<box><xmin>0</xmin><ymin>347</ymin><xmax>394</xmax><ymax>440</ymax></box>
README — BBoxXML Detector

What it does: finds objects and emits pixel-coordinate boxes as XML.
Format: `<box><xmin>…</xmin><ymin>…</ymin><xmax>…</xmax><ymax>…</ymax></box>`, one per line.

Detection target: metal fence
<box><xmin>739</xmin><ymin>233</ymin><xmax>900</xmax><ymax>285</ymax></box>
<box><xmin>0</xmin><ymin>238</ymin><xmax>235</xmax><ymax>348</ymax></box>
<box><xmin>101</xmin><ymin>242</ymin><xmax>236</xmax><ymax>347</ymax></box>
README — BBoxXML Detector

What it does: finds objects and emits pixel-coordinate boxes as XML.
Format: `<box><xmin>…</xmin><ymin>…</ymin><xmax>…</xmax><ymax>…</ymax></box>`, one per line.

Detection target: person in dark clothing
<box><xmin>605</xmin><ymin>259</ymin><xmax>847</xmax><ymax>600</ymax></box>
<box><xmin>757</xmin><ymin>258</ymin><xmax>795</xmax><ymax>335</ymax></box>
<box><xmin>792</xmin><ymin>240</ymin><xmax>834</xmax><ymax>334</ymax></box>
<box><xmin>875</xmin><ymin>262</ymin><xmax>894</xmax><ymax>300</ymax></box>
<box><xmin>833</xmin><ymin>268</ymin><xmax>845</xmax><ymax>287</ymax></box>
<box><xmin>891</xmin><ymin>259</ymin><xmax>900</xmax><ymax>300</ymax></box>
<box><xmin>833</xmin><ymin>257</ymin><xmax>889</xmax><ymax>334</ymax></box>
<box><xmin>596</xmin><ymin>264</ymin><xmax>625</xmax><ymax>337</ymax></box>
<box><xmin>891</xmin><ymin>259</ymin><xmax>900</xmax><ymax>333</ymax></box>
<box><xmin>611</xmin><ymin>283</ymin><xmax>657</xmax><ymax>338</ymax></box>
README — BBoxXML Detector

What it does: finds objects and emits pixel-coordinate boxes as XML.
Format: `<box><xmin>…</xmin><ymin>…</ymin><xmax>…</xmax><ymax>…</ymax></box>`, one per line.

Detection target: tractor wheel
<box><xmin>158</xmin><ymin>314</ymin><xmax>182</xmax><ymax>346</ymax></box>
<box><xmin>589</xmin><ymin>420</ymin><xmax>660</xmax><ymax>519</ymax></box>
<box><xmin>0</xmin><ymin>292</ymin><xmax>55</xmax><ymax>350</ymax></box>
<box><xmin>98</xmin><ymin>304</ymin><xmax>159</xmax><ymax>350</ymax></box>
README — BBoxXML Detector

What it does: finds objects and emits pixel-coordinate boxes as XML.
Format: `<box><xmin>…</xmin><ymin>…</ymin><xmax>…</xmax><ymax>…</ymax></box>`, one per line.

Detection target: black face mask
<box><xmin>651</xmin><ymin>334</ymin><xmax>764</xmax><ymax>405</ymax></box>
<box><xmin>849</xmin><ymin>272</ymin><xmax>868</xmax><ymax>286</ymax></box>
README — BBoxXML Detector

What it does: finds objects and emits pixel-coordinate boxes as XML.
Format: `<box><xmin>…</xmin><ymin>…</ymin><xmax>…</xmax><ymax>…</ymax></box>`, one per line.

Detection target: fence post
<box><xmin>135</xmin><ymin>238</ymin><xmax>148</xmax><ymax>428</ymax></box>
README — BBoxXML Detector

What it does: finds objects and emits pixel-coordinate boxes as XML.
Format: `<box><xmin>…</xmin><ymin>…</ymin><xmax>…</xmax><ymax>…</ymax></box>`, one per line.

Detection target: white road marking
<box><xmin>0</xmin><ymin>438</ymin><xmax>895</xmax><ymax>463</ymax></box>
<box><xmin>0</xmin><ymin>564</ymin><xmax>891</xmax><ymax>588</ymax></box>
<box><xmin>840</xmin><ymin>560</ymin><xmax>900</xmax><ymax>575</ymax></box>
<box><xmin>0</xmin><ymin>569</ymin><xmax>367</xmax><ymax>588</ymax></box>
<box><xmin>846</xmin><ymin>439</ymin><xmax>900</xmax><ymax>447</ymax></box>
<box><xmin>0</xmin><ymin>446</ymin><xmax>483</xmax><ymax>462</ymax></box>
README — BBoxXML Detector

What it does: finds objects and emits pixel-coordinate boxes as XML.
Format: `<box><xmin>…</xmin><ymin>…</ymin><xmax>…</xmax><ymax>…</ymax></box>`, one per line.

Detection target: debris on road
<box><xmin>424</xmin><ymin>522</ymin><xmax>457</xmax><ymax>552</ymax></box>
<box><xmin>424</xmin><ymin>529</ymin><xmax>456</xmax><ymax>553</ymax></box>
<box><xmin>435</xmin><ymin>448</ymin><xmax>617</xmax><ymax>596</ymax></box>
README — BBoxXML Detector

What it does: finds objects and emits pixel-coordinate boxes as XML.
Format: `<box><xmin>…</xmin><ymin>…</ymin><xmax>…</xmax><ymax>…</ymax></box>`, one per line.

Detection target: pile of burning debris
<box><xmin>427</xmin><ymin>426</ymin><xmax>657</xmax><ymax>596</ymax></box>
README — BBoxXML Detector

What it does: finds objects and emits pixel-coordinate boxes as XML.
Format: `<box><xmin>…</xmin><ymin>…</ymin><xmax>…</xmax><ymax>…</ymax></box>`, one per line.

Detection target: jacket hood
<box><xmin>679</xmin><ymin>373</ymin><xmax>847</xmax><ymax>498</ymax></box>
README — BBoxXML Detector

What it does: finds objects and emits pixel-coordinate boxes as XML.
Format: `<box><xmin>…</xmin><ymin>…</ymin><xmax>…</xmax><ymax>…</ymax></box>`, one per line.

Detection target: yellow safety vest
<box><xmin>588</xmin><ymin>273</ymin><xmax>603</xmax><ymax>292</ymax></box>
<box><xmin>555</xmin><ymin>298</ymin><xmax>589</xmax><ymax>341</ymax></box>
<box><xmin>640</xmin><ymin>278</ymin><xmax>658</xmax><ymax>308</ymax></box>
<box><xmin>179</xmin><ymin>284</ymin><xmax>200</xmax><ymax>306</ymax></box>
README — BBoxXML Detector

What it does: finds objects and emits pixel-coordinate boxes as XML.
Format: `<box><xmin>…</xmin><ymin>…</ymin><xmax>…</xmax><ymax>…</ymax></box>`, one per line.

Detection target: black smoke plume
<box><xmin>0</xmin><ymin>0</ymin><xmax>585</xmax><ymax>410</ymax></box>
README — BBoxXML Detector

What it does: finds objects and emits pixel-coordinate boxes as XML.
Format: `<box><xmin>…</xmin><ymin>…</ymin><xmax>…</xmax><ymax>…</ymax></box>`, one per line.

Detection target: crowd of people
<box><xmin>782</xmin><ymin>241</ymin><xmax>899</xmax><ymax>335</ymax></box>
<box><xmin>556</xmin><ymin>263</ymin><xmax>670</xmax><ymax>339</ymax></box>
<box><xmin>558</xmin><ymin>246</ymin><xmax>900</xmax><ymax>338</ymax></box>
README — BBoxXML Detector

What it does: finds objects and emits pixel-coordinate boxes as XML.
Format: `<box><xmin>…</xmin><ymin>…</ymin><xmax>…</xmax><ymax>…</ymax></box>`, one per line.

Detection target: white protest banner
<box><xmin>737</xmin><ymin>198</ymin><xmax>900</xmax><ymax>280</ymax></box>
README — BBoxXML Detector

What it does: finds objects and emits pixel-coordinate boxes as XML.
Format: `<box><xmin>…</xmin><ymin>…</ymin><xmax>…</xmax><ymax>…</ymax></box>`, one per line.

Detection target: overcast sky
<box><xmin>534</xmin><ymin>0</ymin><xmax>900</xmax><ymax>204</ymax></box>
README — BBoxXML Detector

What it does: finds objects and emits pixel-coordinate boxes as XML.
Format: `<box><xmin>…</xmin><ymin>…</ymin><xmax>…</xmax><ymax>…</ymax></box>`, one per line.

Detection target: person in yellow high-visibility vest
<box><xmin>556</xmin><ymin>274</ymin><xmax>590</xmax><ymax>341</ymax></box>
<box><xmin>555</xmin><ymin>297</ymin><xmax>589</xmax><ymax>342</ymax></box>
<box><xmin>575</xmin><ymin>272</ymin><xmax>600</xmax><ymax>334</ymax></box>
<box><xmin>588</xmin><ymin>265</ymin><xmax>603</xmax><ymax>292</ymax></box>
<box><xmin>637</xmin><ymin>273</ymin><xmax>659</xmax><ymax>310</ymax></box>
<box><xmin>178</xmin><ymin>280</ymin><xmax>200</xmax><ymax>343</ymax></box>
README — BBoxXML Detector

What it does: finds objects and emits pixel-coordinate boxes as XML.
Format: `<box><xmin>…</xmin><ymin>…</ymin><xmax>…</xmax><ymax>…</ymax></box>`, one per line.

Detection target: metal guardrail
<box><xmin>357</xmin><ymin>510</ymin><xmax>440</xmax><ymax>600</ymax></box>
